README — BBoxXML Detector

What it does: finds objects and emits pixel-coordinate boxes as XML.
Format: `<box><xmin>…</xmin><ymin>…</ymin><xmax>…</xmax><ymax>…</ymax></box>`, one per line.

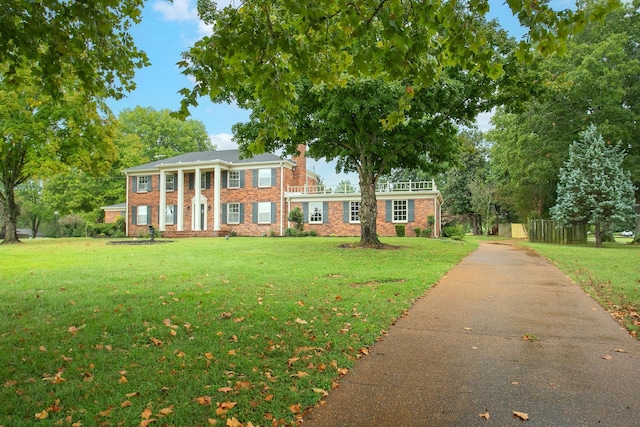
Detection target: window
<box><xmin>165</xmin><ymin>205</ymin><xmax>176</xmax><ymax>225</ymax></box>
<box><xmin>166</xmin><ymin>174</ymin><xmax>175</xmax><ymax>191</ymax></box>
<box><xmin>200</xmin><ymin>172</ymin><xmax>207</xmax><ymax>189</ymax></box>
<box><xmin>228</xmin><ymin>171</ymin><xmax>240</xmax><ymax>188</ymax></box>
<box><xmin>227</xmin><ymin>203</ymin><xmax>240</xmax><ymax>224</ymax></box>
<box><xmin>393</xmin><ymin>200</ymin><xmax>407</xmax><ymax>222</ymax></box>
<box><xmin>350</xmin><ymin>201</ymin><xmax>360</xmax><ymax>223</ymax></box>
<box><xmin>309</xmin><ymin>201</ymin><xmax>323</xmax><ymax>224</ymax></box>
<box><xmin>258</xmin><ymin>169</ymin><xmax>271</xmax><ymax>187</ymax></box>
<box><xmin>258</xmin><ymin>202</ymin><xmax>271</xmax><ymax>224</ymax></box>
<box><xmin>137</xmin><ymin>176</ymin><xmax>149</xmax><ymax>192</ymax></box>
<box><xmin>137</xmin><ymin>206</ymin><xmax>149</xmax><ymax>225</ymax></box>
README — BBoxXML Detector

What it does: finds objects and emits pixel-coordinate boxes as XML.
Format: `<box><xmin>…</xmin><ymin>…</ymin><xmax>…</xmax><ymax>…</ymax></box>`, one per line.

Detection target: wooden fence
<box><xmin>527</xmin><ymin>219</ymin><xmax>587</xmax><ymax>244</ymax></box>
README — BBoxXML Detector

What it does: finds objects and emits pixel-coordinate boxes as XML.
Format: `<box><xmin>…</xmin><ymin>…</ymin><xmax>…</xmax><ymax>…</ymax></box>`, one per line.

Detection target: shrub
<box><xmin>395</xmin><ymin>224</ymin><xmax>405</xmax><ymax>237</ymax></box>
<box><xmin>427</xmin><ymin>215</ymin><xmax>435</xmax><ymax>227</ymax></box>
<box><xmin>288</xmin><ymin>207</ymin><xmax>304</xmax><ymax>233</ymax></box>
<box><xmin>421</xmin><ymin>228</ymin><xmax>432</xmax><ymax>238</ymax></box>
<box><xmin>284</xmin><ymin>227</ymin><xmax>299</xmax><ymax>237</ymax></box>
<box><xmin>58</xmin><ymin>214</ymin><xmax>86</xmax><ymax>237</ymax></box>
<box><xmin>413</xmin><ymin>227</ymin><xmax>421</xmax><ymax>237</ymax></box>
<box><xmin>443</xmin><ymin>224</ymin><xmax>465</xmax><ymax>240</ymax></box>
<box><xmin>309</xmin><ymin>230</ymin><xmax>318</xmax><ymax>237</ymax></box>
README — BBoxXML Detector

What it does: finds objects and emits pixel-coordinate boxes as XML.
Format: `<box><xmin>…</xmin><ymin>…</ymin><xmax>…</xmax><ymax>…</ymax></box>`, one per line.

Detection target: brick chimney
<box><xmin>291</xmin><ymin>144</ymin><xmax>307</xmax><ymax>187</ymax></box>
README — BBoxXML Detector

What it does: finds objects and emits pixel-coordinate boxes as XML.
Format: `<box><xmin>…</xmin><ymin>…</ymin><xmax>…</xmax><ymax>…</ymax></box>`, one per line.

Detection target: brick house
<box><xmin>123</xmin><ymin>146</ymin><xmax>443</xmax><ymax>237</ymax></box>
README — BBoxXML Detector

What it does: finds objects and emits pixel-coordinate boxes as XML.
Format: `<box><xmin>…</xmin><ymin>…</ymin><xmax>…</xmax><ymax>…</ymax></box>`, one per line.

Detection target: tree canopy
<box><xmin>117</xmin><ymin>106</ymin><xmax>214</xmax><ymax>162</ymax></box>
<box><xmin>235</xmin><ymin>71</ymin><xmax>498</xmax><ymax>246</ymax></box>
<box><xmin>179</xmin><ymin>0</ymin><xmax>616</xmax><ymax>146</ymax></box>
<box><xmin>550</xmin><ymin>124</ymin><xmax>636</xmax><ymax>247</ymax></box>
<box><xmin>486</xmin><ymin>1</ymin><xmax>640</xmax><ymax>240</ymax></box>
<box><xmin>2</xmin><ymin>0</ymin><xmax>148</xmax><ymax>99</ymax></box>
<box><xmin>0</xmin><ymin>62</ymin><xmax>117</xmax><ymax>243</ymax></box>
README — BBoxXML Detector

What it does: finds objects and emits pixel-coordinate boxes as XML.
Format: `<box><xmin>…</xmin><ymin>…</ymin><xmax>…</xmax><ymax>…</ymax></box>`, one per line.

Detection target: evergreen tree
<box><xmin>550</xmin><ymin>125</ymin><xmax>636</xmax><ymax>247</ymax></box>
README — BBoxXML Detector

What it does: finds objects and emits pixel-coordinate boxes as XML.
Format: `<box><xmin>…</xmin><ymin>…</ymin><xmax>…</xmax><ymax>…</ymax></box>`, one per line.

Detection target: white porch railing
<box><xmin>285</xmin><ymin>180</ymin><xmax>437</xmax><ymax>195</ymax></box>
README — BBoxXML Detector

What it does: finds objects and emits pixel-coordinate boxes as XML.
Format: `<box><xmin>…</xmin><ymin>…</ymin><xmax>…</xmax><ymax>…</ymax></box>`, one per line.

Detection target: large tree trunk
<box><xmin>1</xmin><ymin>185</ymin><xmax>20</xmax><ymax>243</ymax></box>
<box><xmin>358</xmin><ymin>169</ymin><xmax>382</xmax><ymax>247</ymax></box>
<box><xmin>594</xmin><ymin>222</ymin><xmax>603</xmax><ymax>248</ymax></box>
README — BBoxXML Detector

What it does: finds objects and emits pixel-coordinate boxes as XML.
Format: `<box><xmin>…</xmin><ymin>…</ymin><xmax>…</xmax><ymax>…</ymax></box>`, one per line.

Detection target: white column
<box><xmin>159</xmin><ymin>171</ymin><xmax>166</xmax><ymax>231</ymax></box>
<box><xmin>213</xmin><ymin>166</ymin><xmax>221</xmax><ymax>234</ymax></box>
<box><xmin>177</xmin><ymin>169</ymin><xmax>184</xmax><ymax>231</ymax></box>
<box><xmin>194</xmin><ymin>167</ymin><xmax>201</xmax><ymax>231</ymax></box>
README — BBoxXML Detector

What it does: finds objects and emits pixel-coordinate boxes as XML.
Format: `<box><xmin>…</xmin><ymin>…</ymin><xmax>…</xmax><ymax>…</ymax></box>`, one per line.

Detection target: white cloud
<box><xmin>153</xmin><ymin>0</ymin><xmax>198</xmax><ymax>22</ymax></box>
<box><xmin>210</xmin><ymin>133</ymin><xmax>237</xmax><ymax>150</ymax></box>
<box><xmin>475</xmin><ymin>108</ymin><xmax>496</xmax><ymax>132</ymax></box>
<box><xmin>153</xmin><ymin>0</ymin><xmax>213</xmax><ymax>37</ymax></box>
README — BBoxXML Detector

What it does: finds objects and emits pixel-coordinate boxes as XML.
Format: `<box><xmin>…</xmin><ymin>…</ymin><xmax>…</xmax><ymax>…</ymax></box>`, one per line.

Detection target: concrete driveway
<box><xmin>301</xmin><ymin>242</ymin><xmax>640</xmax><ymax>426</ymax></box>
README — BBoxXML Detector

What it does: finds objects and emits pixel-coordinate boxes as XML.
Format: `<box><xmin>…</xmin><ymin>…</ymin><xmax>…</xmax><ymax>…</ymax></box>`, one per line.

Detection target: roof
<box><xmin>124</xmin><ymin>150</ymin><xmax>289</xmax><ymax>173</ymax></box>
<box><xmin>101</xmin><ymin>203</ymin><xmax>126</xmax><ymax>211</ymax></box>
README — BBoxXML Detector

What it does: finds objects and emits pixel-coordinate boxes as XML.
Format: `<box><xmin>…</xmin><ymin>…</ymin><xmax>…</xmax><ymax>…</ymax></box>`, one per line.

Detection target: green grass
<box><xmin>522</xmin><ymin>240</ymin><xmax>640</xmax><ymax>336</ymax></box>
<box><xmin>0</xmin><ymin>237</ymin><xmax>476</xmax><ymax>426</ymax></box>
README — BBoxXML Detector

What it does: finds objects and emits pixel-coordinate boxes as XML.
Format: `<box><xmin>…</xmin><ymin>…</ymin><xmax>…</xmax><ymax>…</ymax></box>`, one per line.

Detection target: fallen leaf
<box><xmin>126</xmin><ymin>391</ymin><xmax>140</xmax><ymax>398</ymax></box>
<box><xmin>602</xmin><ymin>354</ymin><xmax>613</xmax><ymax>360</ymax></box>
<box><xmin>235</xmin><ymin>381</ymin><xmax>251</xmax><ymax>390</ymax></box>
<box><xmin>218</xmin><ymin>386</ymin><xmax>234</xmax><ymax>393</ymax></box>
<box><xmin>615</xmin><ymin>348</ymin><xmax>626</xmax><ymax>353</ymax></box>
<box><xmin>196</xmin><ymin>396</ymin><xmax>212</xmax><ymax>406</ymax></box>
<box><xmin>150</xmin><ymin>337</ymin><xmax>163</xmax><ymax>346</ymax></box>
<box><xmin>119</xmin><ymin>376</ymin><xmax>128</xmax><ymax>384</ymax></box>
<box><xmin>228</xmin><ymin>349</ymin><xmax>236</xmax><ymax>356</ymax></box>
<box><xmin>226</xmin><ymin>417</ymin><xmax>242</xmax><ymax>427</ymax></box>
<box><xmin>291</xmin><ymin>371</ymin><xmax>308</xmax><ymax>378</ymax></box>
<box><xmin>35</xmin><ymin>410</ymin><xmax>48</xmax><ymax>420</ymax></box>
<box><xmin>513</xmin><ymin>411</ymin><xmax>529</xmax><ymax>420</ymax></box>
<box><xmin>121</xmin><ymin>400</ymin><xmax>132</xmax><ymax>407</ymax></box>
<box><xmin>141</xmin><ymin>408</ymin><xmax>153</xmax><ymax>420</ymax></box>
<box><xmin>464</xmin><ymin>327</ymin><xmax>472</xmax><ymax>331</ymax></box>
<box><xmin>295</xmin><ymin>318</ymin><xmax>308</xmax><ymax>325</ymax></box>
<box><xmin>478</xmin><ymin>412</ymin><xmax>490</xmax><ymax>420</ymax></box>
<box><xmin>158</xmin><ymin>406</ymin><xmax>173</xmax><ymax>415</ymax></box>
<box><xmin>289</xmin><ymin>403</ymin><xmax>301</xmax><ymax>413</ymax></box>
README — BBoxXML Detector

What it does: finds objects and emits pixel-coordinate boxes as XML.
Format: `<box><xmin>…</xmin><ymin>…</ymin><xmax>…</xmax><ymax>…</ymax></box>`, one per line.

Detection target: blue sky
<box><xmin>107</xmin><ymin>0</ymin><xmax>566</xmax><ymax>184</ymax></box>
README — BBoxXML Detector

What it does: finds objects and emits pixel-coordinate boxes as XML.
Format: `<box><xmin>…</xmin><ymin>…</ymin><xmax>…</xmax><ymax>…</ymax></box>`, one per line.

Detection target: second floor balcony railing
<box><xmin>285</xmin><ymin>180</ymin><xmax>437</xmax><ymax>195</ymax></box>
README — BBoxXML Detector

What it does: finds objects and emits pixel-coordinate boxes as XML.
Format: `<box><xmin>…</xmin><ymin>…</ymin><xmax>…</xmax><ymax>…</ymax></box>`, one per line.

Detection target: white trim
<box><xmin>159</xmin><ymin>171</ymin><xmax>166</xmax><ymax>231</ymax></box>
<box><xmin>214</xmin><ymin>166</ymin><xmax>222</xmax><ymax>233</ymax></box>
<box><xmin>177</xmin><ymin>169</ymin><xmax>184</xmax><ymax>231</ymax></box>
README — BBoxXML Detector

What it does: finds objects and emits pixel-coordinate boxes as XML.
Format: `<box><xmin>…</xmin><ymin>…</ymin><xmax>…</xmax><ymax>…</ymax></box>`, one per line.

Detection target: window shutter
<box><xmin>239</xmin><ymin>171</ymin><xmax>245</xmax><ymax>188</ymax></box>
<box><xmin>148</xmin><ymin>176</ymin><xmax>153</xmax><ymax>192</ymax></box>
<box><xmin>147</xmin><ymin>206</ymin><xmax>152</xmax><ymax>225</ymax></box>
<box><xmin>239</xmin><ymin>203</ymin><xmax>245</xmax><ymax>224</ymax></box>
<box><xmin>252</xmin><ymin>170</ymin><xmax>258</xmax><ymax>187</ymax></box>
<box><xmin>205</xmin><ymin>172</ymin><xmax>211</xmax><ymax>189</ymax></box>
<box><xmin>302</xmin><ymin>202</ymin><xmax>309</xmax><ymax>223</ymax></box>
<box><xmin>271</xmin><ymin>168</ymin><xmax>277</xmax><ymax>187</ymax></box>
<box><xmin>271</xmin><ymin>202</ymin><xmax>276</xmax><ymax>223</ymax></box>
<box><xmin>408</xmin><ymin>200</ymin><xmax>415</xmax><ymax>222</ymax></box>
<box><xmin>132</xmin><ymin>176</ymin><xmax>137</xmax><ymax>193</ymax></box>
<box><xmin>323</xmin><ymin>202</ymin><xmax>329</xmax><ymax>224</ymax></box>
<box><xmin>188</xmin><ymin>173</ymin><xmax>194</xmax><ymax>190</ymax></box>
<box><xmin>222</xmin><ymin>203</ymin><xmax>227</xmax><ymax>224</ymax></box>
<box><xmin>343</xmin><ymin>202</ymin><xmax>349</xmax><ymax>223</ymax></box>
<box><xmin>131</xmin><ymin>206</ymin><xmax>137</xmax><ymax>225</ymax></box>
<box><xmin>385</xmin><ymin>201</ymin><xmax>392</xmax><ymax>222</ymax></box>
<box><xmin>221</xmin><ymin>171</ymin><xmax>227</xmax><ymax>189</ymax></box>
<box><xmin>172</xmin><ymin>205</ymin><xmax>177</xmax><ymax>224</ymax></box>
<box><xmin>252</xmin><ymin>202</ymin><xmax>258</xmax><ymax>223</ymax></box>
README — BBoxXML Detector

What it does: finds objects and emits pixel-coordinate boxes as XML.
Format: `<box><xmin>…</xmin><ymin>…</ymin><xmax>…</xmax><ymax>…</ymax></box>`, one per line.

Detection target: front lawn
<box><xmin>0</xmin><ymin>237</ymin><xmax>476</xmax><ymax>426</ymax></box>
<box><xmin>522</xmin><ymin>241</ymin><xmax>640</xmax><ymax>337</ymax></box>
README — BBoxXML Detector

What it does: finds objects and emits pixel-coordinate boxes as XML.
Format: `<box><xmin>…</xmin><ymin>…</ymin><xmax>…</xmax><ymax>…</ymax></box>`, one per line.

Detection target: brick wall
<box><xmin>288</xmin><ymin>197</ymin><xmax>440</xmax><ymax>237</ymax></box>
